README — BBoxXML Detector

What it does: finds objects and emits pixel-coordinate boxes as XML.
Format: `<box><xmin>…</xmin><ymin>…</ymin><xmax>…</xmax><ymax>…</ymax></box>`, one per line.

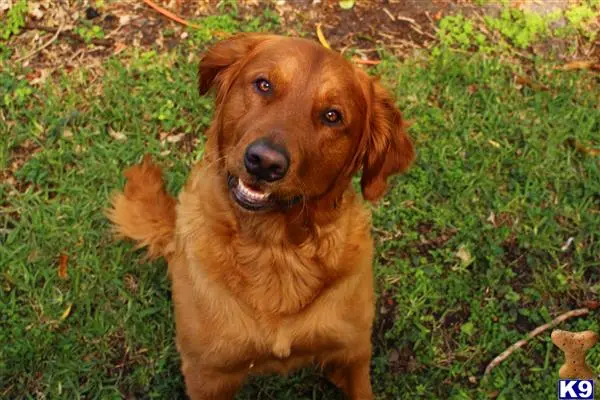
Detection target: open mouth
<box><xmin>227</xmin><ymin>174</ymin><xmax>302</xmax><ymax>212</ymax></box>
<box><xmin>228</xmin><ymin>175</ymin><xmax>274</xmax><ymax>211</ymax></box>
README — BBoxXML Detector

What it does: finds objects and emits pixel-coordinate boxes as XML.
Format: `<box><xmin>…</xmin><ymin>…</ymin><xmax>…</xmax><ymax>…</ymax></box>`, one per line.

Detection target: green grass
<box><xmin>437</xmin><ymin>0</ymin><xmax>600</xmax><ymax>53</ymax></box>
<box><xmin>2</xmin><ymin>14</ymin><xmax>600</xmax><ymax>400</ymax></box>
<box><xmin>0</xmin><ymin>0</ymin><xmax>27</xmax><ymax>40</ymax></box>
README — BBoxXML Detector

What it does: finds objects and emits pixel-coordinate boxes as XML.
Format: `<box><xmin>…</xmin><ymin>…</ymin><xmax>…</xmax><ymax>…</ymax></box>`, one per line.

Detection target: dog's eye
<box><xmin>254</xmin><ymin>78</ymin><xmax>272</xmax><ymax>94</ymax></box>
<box><xmin>322</xmin><ymin>109</ymin><xmax>342</xmax><ymax>125</ymax></box>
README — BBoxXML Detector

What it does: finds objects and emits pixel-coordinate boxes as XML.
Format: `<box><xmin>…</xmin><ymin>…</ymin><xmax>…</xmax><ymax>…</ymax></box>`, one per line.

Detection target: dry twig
<box><xmin>25</xmin><ymin>24</ymin><xmax>114</xmax><ymax>46</ymax></box>
<box><xmin>16</xmin><ymin>24</ymin><xmax>64</xmax><ymax>63</ymax></box>
<box><xmin>514</xmin><ymin>73</ymin><xmax>550</xmax><ymax>91</ymax></box>
<box><xmin>482</xmin><ymin>307</ymin><xmax>591</xmax><ymax>381</ymax></box>
<box><xmin>142</xmin><ymin>0</ymin><xmax>202</xmax><ymax>29</ymax></box>
<box><xmin>351</xmin><ymin>57</ymin><xmax>381</xmax><ymax>65</ymax></box>
<box><xmin>396</xmin><ymin>15</ymin><xmax>416</xmax><ymax>24</ymax></box>
<box><xmin>383</xmin><ymin>8</ymin><xmax>396</xmax><ymax>22</ymax></box>
<box><xmin>407</xmin><ymin>22</ymin><xmax>437</xmax><ymax>41</ymax></box>
<box><xmin>424</xmin><ymin>11</ymin><xmax>440</xmax><ymax>32</ymax></box>
<box><xmin>566</xmin><ymin>138</ymin><xmax>600</xmax><ymax>157</ymax></box>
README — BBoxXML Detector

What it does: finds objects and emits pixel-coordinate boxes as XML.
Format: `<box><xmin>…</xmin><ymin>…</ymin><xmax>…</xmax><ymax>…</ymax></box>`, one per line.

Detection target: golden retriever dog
<box><xmin>108</xmin><ymin>33</ymin><xmax>414</xmax><ymax>399</ymax></box>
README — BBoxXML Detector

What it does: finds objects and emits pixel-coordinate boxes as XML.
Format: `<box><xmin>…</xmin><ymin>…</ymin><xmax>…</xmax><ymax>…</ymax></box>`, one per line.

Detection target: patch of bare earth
<box><xmin>4</xmin><ymin>0</ymin><xmax>458</xmax><ymax>73</ymax></box>
<box><xmin>4</xmin><ymin>0</ymin><xmax>599</xmax><ymax>75</ymax></box>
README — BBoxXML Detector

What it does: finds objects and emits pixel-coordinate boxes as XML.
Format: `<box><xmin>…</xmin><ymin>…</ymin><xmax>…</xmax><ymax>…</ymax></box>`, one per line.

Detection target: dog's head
<box><xmin>199</xmin><ymin>34</ymin><xmax>414</xmax><ymax>212</ymax></box>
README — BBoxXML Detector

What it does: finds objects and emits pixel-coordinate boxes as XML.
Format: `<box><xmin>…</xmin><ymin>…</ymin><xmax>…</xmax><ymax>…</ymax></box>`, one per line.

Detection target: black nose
<box><xmin>244</xmin><ymin>139</ymin><xmax>290</xmax><ymax>182</ymax></box>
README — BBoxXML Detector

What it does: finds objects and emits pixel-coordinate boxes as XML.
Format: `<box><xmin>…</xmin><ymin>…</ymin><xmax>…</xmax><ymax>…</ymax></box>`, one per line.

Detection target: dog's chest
<box><xmin>198</xmin><ymin>230</ymin><xmax>344</xmax><ymax>315</ymax></box>
<box><xmin>242</xmin><ymin>306</ymin><xmax>347</xmax><ymax>373</ymax></box>
<box><xmin>187</xmin><ymin>241</ymin><xmax>348</xmax><ymax>350</ymax></box>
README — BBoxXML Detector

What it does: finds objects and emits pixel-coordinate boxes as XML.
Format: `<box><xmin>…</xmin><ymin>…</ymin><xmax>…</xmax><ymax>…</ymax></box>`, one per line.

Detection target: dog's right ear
<box><xmin>198</xmin><ymin>33</ymin><xmax>273</xmax><ymax>96</ymax></box>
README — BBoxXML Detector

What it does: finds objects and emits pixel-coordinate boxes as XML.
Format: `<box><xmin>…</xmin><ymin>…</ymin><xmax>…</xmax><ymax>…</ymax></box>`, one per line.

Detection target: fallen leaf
<box><xmin>0</xmin><ymin>0</ymin><xmax>11</xmax><ymax>13</ymax></box>
<box><xmin>566</xmin><ymin>138</ymin><xmax>600</xmax><ymax>157</ymax></box>
<box><xmin>30</xmin><ymin>69</ymin><xmax>51</xmax><ymax>86</ymax></box>
<box><xmin>27</xmin><ymin>249</ymin><xmax>39</xmax><ymax>262</ymax></box>
<box><xmin>315</xmin><ymin>23</ymin><xmax>331</xmax><ymax>50</ymax></box>
<box><xmin>338</xmin><ymin>0</ymin><xmax>355</xmax><ymax>10</ymax></box>
<box><xmin>582</xmin><ymin>300</ymin><xmax>600</xmax><ymax>310</ymax></box>
<box><xmin>456</xmin><ymin>246</ymin><xmax>473</xmax><ymax>265</ymax></box>
<box><xmin>486</xmin><ymin>211</ymin><xmax>496</xmax><ymax>225</ymax></box>
<box><xmin>108</xmin><ymin>127</ymin><xmax>126</xmax><ymax>141</ymax></box>
<box><xmin>59</xmin><ymin>303</ymin><xmax>73</xmax><ymax>321</ymax></box>
<box><xmin>514</xmin><ymin>73</ymin><xmax>549</xmax><ymax>91</ymax></box>
<box><xmin>119</xmin><ymin>15</ymin><xmax>131</xmax><ymax>25</ymax></box>
<box><xmin>488</xmin><ymin>139</ymin><xmax>501</xmax><ymax>148</ymax></box>
<box><xmin>5</xmin><ymin>175</ymin><xmax>16</xmax><ymax>186</ymax></box>
<box><xmin>388</xmin><ymin>348</ymin><xmax>399</xmax><ymax>362</ymax></box>
<box><xmin>557</xmin><ymin>60</ymin><xmax>594</xmax><ymax>71</ymax></box>
<box><xmin>166</xmin><ymin>133</ymin><xmax>185</xmax><ymax>143</ymax></box>
<box><xmin>351</xmin><ymin>57</ymin><xmax>380</xmax><ymax>65</ymax></box>
<box><xmin>113</xmin><ymin>41</ymin><xmax>127</xmax><ymax>55</ymax></box>
<box><xmin>401</xmin><ymin>200</ymin><xmax>415</xmax><ymax>208</ymax></box>
<box><xmin>511</xmin><ymin>0</ymin><xmax>524</xmax><ymax>9</ymax></box>
<box><xmin>25</xmin><ymin>70</ymin><xmax>41</xmax><ymax>82</ymax></box>
<box><xmin>28</xmin><ymin>1</ymin><xmax>46</xmax><ymax>19</ymax></box>
<box><xmin>124</xmin><ymin>274</ymin><xmax>138</xmax><ymax>293</ymax></box>
<box><xmin>58</xmin><ymin>254</ymin><xmax>68</xmax><ymax>279</ymax></box>
<box><xmin>560</xmin><ymin>237</ymin><xmax>575</xmax><ymax>252</ymax></box>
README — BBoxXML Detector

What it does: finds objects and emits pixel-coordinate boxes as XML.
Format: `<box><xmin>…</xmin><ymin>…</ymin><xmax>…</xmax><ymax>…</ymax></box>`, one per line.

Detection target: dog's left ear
<box><xmin>360</xmin><ymin>79</ymin><xmax>415</xmax><ymax>202</ymax></box>
<box><xmin>198</xmin><ymin>33</ymin><xmax>273</xmax><ymax>96</ymax></box>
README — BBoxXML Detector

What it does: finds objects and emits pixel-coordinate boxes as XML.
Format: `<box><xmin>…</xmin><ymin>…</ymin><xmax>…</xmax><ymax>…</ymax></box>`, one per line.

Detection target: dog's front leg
<box><xmin>324</xmin><ymin>344</ymin><xmax>374</xmax><ymax>400</ymax></box>
<box><xmin>181</xmin><ymin>358</ymin><xmax>247</xmax><ymax>400</ymax></box>
<box><xmin>272</xmin><ymin>327</ymin><xmax>292</xmax><ymax>359</ymax></box>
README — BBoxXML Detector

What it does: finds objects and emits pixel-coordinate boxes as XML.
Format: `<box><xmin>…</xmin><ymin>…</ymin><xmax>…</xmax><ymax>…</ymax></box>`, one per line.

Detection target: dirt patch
<box><xmin>6</xmin><ymin>0</ymin><xmax>597</xmax><ymax>79</ymax></box>
<box><xmin>372</xmin><ymin>289</ymin><xmax>423</xmax><ymax>374</ymax></box>
<box><xmin>372</xmin><ymin>290</ymin><xmax>398</xmax><ymax>348</ymax></box>
<box><xmin>439</xmin><ymin>305</ymin><xmax>470</xmax><ymax>331</ymax></box>
<box><xmin>415</xmin><ymin>226</ymin><xmax>458</xmax><ymax>257</ymax></box>
<box><xmin>101</xmin><ymin>330</ymin><xmax>152</xmax><ymax>397</ymax></box>
<box><xmin>513</xmin><ymin>311</ymin><xmax>538</xmax><ymax>333</ymax></box>
<box><xmin>373</xmin><ymin>221</ymin><xmax>457</xmax><ymax>265</ymax></box>
<box><xmin>4</xmin><ymin>0</ymin><xmax>457</xmax><ymax>72</ymax></box>
<box><xmin>5</xmin><ymin>0</ymin><xmax>598</xmax><ymax>73</ymax></box>
<box><xmin>2</xmin><ymin>138</ymin><xmax>41</xmax><ymax>197</ymax></box>
<box><xmin>275</xmin><ymin>0</ymin><xmax>451</xmax><ymax>57</ymax></box>
<box><xmin>501</xmin><ymin>233</ymin><xmax>531</xmax><ymax>273</ymax></box>
<box><xmin>387</xmin><ymin>345</ymin><xmax>420</xmax><ymax>374</ymax></box>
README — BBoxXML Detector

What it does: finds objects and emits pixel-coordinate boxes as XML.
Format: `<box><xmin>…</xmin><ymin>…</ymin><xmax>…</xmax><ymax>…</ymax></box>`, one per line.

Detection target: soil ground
<box><xmin>8</xmin><ymin>0</ymin><xmax>592</xmax><ymax>72</ymax></box>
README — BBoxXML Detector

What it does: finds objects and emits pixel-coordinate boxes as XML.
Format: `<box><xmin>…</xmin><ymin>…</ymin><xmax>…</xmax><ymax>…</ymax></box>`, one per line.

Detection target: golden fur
<box><xmin>108</xmin><ymin>34</ymin><xmax>414</xmax><ymax>399</ymax></box>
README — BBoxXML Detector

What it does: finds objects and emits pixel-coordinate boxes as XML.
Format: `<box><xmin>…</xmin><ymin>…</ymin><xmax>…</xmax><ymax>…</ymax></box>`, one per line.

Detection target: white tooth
<box><xmin>237</xmin><ymin>179</ymin><xmax>268</xmax><ymax>201</ymax></box>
